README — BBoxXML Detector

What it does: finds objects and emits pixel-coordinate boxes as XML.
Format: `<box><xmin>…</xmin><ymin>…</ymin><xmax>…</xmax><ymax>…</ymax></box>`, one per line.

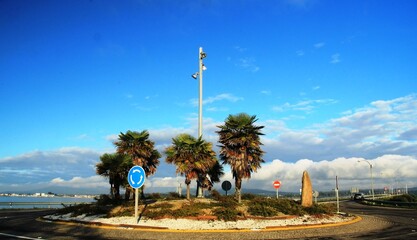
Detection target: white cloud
<box><xmin>190</xmin><ymin>93</ymin><xmax>243</xmax><ymax>107</ymax></box>
<box><xmin>2</xmin><ymin>95</ymin><xmax>417</xmax><ymax>193</ymax></box>
<box><xmin>234</xmin><ymin>46</ymin><xmax>247</xmax><ymax>52</ymax></box>
<box><xmin>296</xmin><ymin>50</ymin><xmax>305</xmax><ymax>56</ymax></box>
<box><xmin>235</xmin><ymin>57</ymin><xmax>259</xmax><ymax>72</ymax></box>
<box><xmin>330</xmin><ymin>53</ymin><xmax>341</xmax><ymax>64</ymax></box>
<box><xmin>49</xmin><ymin>175</ymin><xmax>108</xmax><ymax>189</ymax></box>
<box><xmin>231</xmin><ymin>155</ymin><xmax>417</xmax><ymax>192</ymax></box>
<box><xmin>266</xmin><ymin>95</ymin><xmax>417</xmax><ymax>162</ymax></box>
<box><xmin>314</xmin><ymin>42</ymin><xmax>325</xmax><ymax>48</ymax></box>
<box><xmin>261</xmin><ymin>90</ymin><xmax>271</xmax><ymax>95</ymax></box>
<box><xmin>0</xmin><ymin>147</ymin><xmax>101</xmax><ymax>185</ymax></box>
<box><xmin>272</xmin><ymin>98</ymin><xmax>338</xmax><ymax>113</ymax></box>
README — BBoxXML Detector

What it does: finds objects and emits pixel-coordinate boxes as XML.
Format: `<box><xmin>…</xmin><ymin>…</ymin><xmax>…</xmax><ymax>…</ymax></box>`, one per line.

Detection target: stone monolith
<box><xmin>301</xmin><ymin>170</ymin><xmax>313</xmax><ymax>207</ymax></box>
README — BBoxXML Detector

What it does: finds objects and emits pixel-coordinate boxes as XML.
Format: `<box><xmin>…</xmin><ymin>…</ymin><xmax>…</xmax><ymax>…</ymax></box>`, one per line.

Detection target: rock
<box><xmin>301</xmin><ymin>170</ymin><xmax>313</xmax><ymax>207</ymax></box>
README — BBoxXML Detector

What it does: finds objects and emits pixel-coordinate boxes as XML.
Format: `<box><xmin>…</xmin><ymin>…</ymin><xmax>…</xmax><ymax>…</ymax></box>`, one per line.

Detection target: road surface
<box><xmin>0</xmin><ymin>201</ymin><xmax>416</xmax><ymax>239</ymax></box>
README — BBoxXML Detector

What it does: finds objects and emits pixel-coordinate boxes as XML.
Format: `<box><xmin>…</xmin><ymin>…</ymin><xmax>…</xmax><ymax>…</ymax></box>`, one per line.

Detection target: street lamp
<box><xmin>358</xmin><ymin>160</ymin><xmax>375</xmax><ymax>200</ymax></box>
<box><xmin>191</xmin><ymin>47</ymin><xmax>207</xmax><ymax>138</ymax></box>
<box><xmin>191</xmin><ymin>47</ymin><xmax>207</xmax><ymax>198</ymax></box>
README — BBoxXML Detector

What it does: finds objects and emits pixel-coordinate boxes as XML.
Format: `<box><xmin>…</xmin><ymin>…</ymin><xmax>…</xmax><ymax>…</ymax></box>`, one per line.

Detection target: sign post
<box><xmin>221</xmin><ymin>181</ymin><xmax>232</xmax><ymax>196</ymax></box>
<box><xmin>128</xmin><ymin>166</ymin><xmax>146</xmax><ymax>223</ymax></box>
<box><xmin>273</xmin><ymin>180</ymin><xmax>281</xmax><ymax>199</ymax></box>
<box><xmin>313</xmin><ymin>191</ymin><xmax>319</xmax><ymax>204</ymax></box>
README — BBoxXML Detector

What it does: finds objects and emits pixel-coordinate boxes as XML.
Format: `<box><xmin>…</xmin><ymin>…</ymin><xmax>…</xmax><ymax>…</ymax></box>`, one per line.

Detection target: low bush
<box><xmin>213</xmin><ymin>207</ymin><xmax>241</xmax><ymax>221</ymax></box>
<box><xmin>304</xmin><ymin>203</ymin><xmax>335</xmax><ymax>215</ymax></box>
<box><xmin>241</xmin><ymin>193</ymin><xmax>257</xmax><ymax>200</ymax></box>
<box><xmin>389</xmin><ymin>194</ymin><xmax>417</xmax><ymax>203</ymax></box>
<box><xmin>56</xmin><ymin>203</ymin><xmax>109</xmax><ymax>217</ymax></box>
<box><xmin>248</xmin><ymin>204</ymin><xmax>278</xmax><ymax>217</ymax></box>
<box><xmin>247</xmin><ymin>198</ymin><xmax>305</xmax><ymax>216</ymax></box>
<box><xmin>171</xmin><ymin>203</ymin><xmax>202</xmax><ymax>218</ymax></box>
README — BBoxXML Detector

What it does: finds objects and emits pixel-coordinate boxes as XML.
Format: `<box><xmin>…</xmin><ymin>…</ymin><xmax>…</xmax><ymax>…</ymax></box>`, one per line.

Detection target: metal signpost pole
<box><xmin>128</xmin><ymin>166</ymin><xmax>146</xmax><ymax>223</ymax></box>
<box><xmin>273</xmin><ymin>180</ymin><xmax>281</xmax><ymax>199</ymax></box>
<box><xmin>135</xmin><ymin>188</ymin><xmax>139</xmax><ymax>220</ymax></box>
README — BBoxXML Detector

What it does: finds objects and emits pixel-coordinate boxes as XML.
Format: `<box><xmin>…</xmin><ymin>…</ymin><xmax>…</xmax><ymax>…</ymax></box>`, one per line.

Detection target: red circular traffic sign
<box><xmin>273</xmin><ymin>180</ymin><xmax>281</xmax><ymax>189</ymax></box>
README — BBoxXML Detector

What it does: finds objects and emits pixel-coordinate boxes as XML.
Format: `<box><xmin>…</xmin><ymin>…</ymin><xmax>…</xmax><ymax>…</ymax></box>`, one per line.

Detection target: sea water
<box><xmin>0</xmin><ymin>196</ymin><xmax>96</xmax><ymax>209</ymax></box>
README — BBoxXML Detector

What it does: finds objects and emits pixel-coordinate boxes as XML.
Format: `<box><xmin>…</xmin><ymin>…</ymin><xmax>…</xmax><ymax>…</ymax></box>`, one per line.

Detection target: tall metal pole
<box><xmin>198</xmin><ymin>47</ymin><xmax>203</xmax><ymax>138</ymax></box>
<box><xmin>336</xmin><ymin>176</ymin><xmax>340</xmax><ymax>213</ymax></box>
<box><xmin>358</xmin><ymin>160</ymin><xmax>375</xmax><ymax>200</ymax></box>
<box><xmin>196</xmin><ymin>47</ymin><xmax>204</xmax><ymax>198</ymax></box>
<box><xmin>370</xmin><ymin>163</ymin><xmax>375</xmax><ymax>200</ymax></box>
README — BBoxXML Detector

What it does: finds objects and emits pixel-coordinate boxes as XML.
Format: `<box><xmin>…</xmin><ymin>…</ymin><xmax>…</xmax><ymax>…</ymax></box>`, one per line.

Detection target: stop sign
<box><xmin>273</xmin><ymin>180</ymin><xmax>281</xmax><ymax>189</ymax></box>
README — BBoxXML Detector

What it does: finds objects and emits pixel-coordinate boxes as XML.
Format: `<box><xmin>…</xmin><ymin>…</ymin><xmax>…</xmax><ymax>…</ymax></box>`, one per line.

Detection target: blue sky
<box><xmin>1</xmin><ymin>0</ymin><xmax>417</xmax><ymax>194</ymax></box>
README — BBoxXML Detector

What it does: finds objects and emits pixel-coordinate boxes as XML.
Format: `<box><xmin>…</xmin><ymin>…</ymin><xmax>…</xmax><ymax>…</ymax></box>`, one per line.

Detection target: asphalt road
<box><xmin>0</xmin><ymin>201</ymin><xmax>416</xmax><ymax>240</ymax></box>
<box><xmin>340</xmin><ymin>200</ymin><xmax>417</xmax><ymax>239</ymax></box>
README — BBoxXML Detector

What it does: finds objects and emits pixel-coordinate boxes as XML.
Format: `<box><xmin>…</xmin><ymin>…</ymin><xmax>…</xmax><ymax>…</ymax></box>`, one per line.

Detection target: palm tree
<box><xmin>200</xmin><ymin>161</ymin><xmax>224</xmax><ymax>192</ymax></box>
<box><xmin>217</xmin><ymin>113</ymin><xmax>265</xmax><ymax>203</ymax></box>
<box><xmin>165</xmin><ymin>133</ymin><xmax>220</xmax><ymax>200</ymax></box>
<box><xmin>96</xmin><ymin>153</ymin><xmax>132</xmax><ymax>200</ymax></box>
<box><xmin>114</xmin><ymin>130</ymin><xmax>161</xmax><ymax>198</ymax></box>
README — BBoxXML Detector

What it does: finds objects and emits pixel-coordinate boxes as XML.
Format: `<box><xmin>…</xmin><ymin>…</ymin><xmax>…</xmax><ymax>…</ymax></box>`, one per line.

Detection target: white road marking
<box><xmin>0</xmin><ymin>232</ymin><xmax>42</xmax><ymax>239</ymax></box>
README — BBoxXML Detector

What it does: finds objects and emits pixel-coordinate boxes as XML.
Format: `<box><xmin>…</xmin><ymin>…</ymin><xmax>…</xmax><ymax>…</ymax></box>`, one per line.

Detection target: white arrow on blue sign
<box><xmin>128</xmin><ymin>166</ymin><xmax>146</xmax><ymax>189</ymax></box>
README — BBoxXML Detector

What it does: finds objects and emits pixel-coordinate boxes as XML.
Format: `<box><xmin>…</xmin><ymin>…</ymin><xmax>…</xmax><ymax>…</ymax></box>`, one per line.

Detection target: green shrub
<box><xmin>214</xmin><ymin>195</ymin><xmax>238</xmax><ymax>208</ymax></box>
<box><xmin>241</xmin><ymin>193</ymin><xmax>257</xmax><ymax>200</ymax></box>
<box><xmin>95</xmin><ymin>194</ymin><xmax>120</xmax><ymax>206</ymax></box>
<box><xmin>247</xmin><ymin>197</ymin><xmax>305</xmax><ymax>216</ymax></box>
<box><xmin>56</xmin><ymin>203</ymin><xmax>109</xmax><ymax>217</ymax></box>
<box><xmin>142</xmin><ymin>208</ymin><xmax>173</xmax><ymax>219</ymax></box>
<box><xmin>210</xmin><ymin>189</ymin><xmax>222</xmax><ymax>200</ymax></box>
<box><xmin>389</xmin><ymin>194</ymin><xmax>417</xmax><ymax>203</ymax></box>
<box><xmin>248</xmin><ymin>204</ymin><xmax>278</xmax><ymax>217</ymax></box>
<box><xmin>304</xmin><ymin>203</ymin><xmax>335</xmax><ymax>215</ymax></box>
<box><xmin>213</xmin><ymin>207</ymin><xmax>240</xmax><ymax>221</ymax></box>
<box><xmin>166</xmin><ymin>192</ymin><xmax>182</xmax><ymax>200</ymax></box>
<box><xmin>171</xmin><ymin>204</ymin><xmax>202</xmax><ymax>218</ymax></box>
<box><xmin>146</xmin><ymin>202</ymin><xmax>174</xmax><ymax>210</ymax></box>
<box><xmin>146</xmin><ymin>193</ymin><xmax>162</xmax><ymax>200</ymax></box>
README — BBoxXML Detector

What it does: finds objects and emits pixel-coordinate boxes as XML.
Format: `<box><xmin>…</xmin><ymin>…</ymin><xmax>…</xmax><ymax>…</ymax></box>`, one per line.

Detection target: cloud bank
<box><xmin>1</xmin><ymin>95</ymin><xmax>417</xmax><ymax>194</ymax></box>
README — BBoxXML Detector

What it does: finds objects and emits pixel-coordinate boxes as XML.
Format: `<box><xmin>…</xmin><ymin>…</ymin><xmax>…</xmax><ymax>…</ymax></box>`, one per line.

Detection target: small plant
<box><xmin>389</xmin><ymin>194</ymin><xmax>417</xmax><ymax>203</ymax></box>
<box><xmin>248</xmin><ymin>204</ymin><xmax>278</xmax><ymax>217</ymax></box>
<box><xmin>304</xmin><ymin>203</ymin><xmax>335</xmax><ymax>215</ymax></box>
<box><xmin>241</xmin><ymin>193</ymin><xmax>257</xmax><ymax>200</ymax></box>
<box><xmin>214</xmin><ymin>195</ymin><xmax>238</xmax><ymax>208</ymax></box>
<box><xmin>147</xmin><ymin>202</ymin><xmax>174</xmax><ymax>210</ymax></box>
<box><xmin>210</xmin><ymin>189</ymin><xmax>222</xmax><ymax>200</ymax></box>
<box><xmin>166</xmin><ymin>192</ymin><xmax>183</xmax><ymax>200</ymax></box>
<box><xmin>171</xmin><ymin>204</ymin><xmax>202</xmax><ymax>218</ymax></box>
<box><xmin>146</xmin><ymin>193</ymin><xmax>162</xmax><ymax>200</ymax></box>
<box><xmin>247</xmin><ymin>197</ymin><xmax>307</xmax><ymax>216</ymax></box>
<box><xmin>142</xmin><ymin>208</ymin><xmax>173</xmax><ymax>219</ymax></box>
<box><xmin>56</xmin><ymin>203</ymin><xmax>109</xmax><ymax>217</ymax></box>
<box><xmin>213</xmin><ymin>207</ymin><xmax>240</xmax><ymax>221</ymax></box>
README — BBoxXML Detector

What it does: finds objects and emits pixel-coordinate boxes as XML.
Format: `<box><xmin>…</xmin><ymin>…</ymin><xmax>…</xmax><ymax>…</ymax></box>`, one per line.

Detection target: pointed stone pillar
<box><xmin>301</xmin><ymin>170</ymin><xmax>313</xmax><ymax>207</ymax></box>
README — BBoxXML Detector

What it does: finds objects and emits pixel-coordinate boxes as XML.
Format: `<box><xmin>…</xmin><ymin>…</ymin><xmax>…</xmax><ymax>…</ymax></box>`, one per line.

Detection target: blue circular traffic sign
<box><xmin>128</xmin><ymin>166</ymin><xmax>146</xmax><ymax>189</ymax></box>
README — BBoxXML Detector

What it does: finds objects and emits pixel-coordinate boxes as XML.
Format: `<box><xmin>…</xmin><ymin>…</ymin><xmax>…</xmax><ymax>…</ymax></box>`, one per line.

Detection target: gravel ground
<box><xmin>45</xmin><ymin>213</ymin><xmax>355</xmax><ymax>230</ymax></box>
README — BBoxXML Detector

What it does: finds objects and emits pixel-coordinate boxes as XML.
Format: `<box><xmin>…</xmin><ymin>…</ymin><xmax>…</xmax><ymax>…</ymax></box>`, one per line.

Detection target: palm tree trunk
<box><xmin>140</xmin><ymin>185</ymin><xmax>145</xmax><ymax>199</ymax></box>
<box><xmin>196</xmin><ymin>177</ymin><xmax>204</xmax><ymax>198</ymax></box>
<box><xmin>235</xmin><ymin>177</ymin><xmax>242</xmax><ymax>203</ymax></box>
<box><xmin>124</xmin><ymin>187</ymin><xmax>131</xmax><ymax>200</ymax></box>
<box><xmin>114</xmin><ymin>183</ymin><xmax>121</xmax><ymax>200</ymax></box>
<box><xmin>186</xmin><ymin>183</ymin><xmax>191</xmax><ymax>200</ymax></box>
<box><xmin>109</xmin><ymin>184</ymin><xmax>114</xmax><ymax>199</ymax></box>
